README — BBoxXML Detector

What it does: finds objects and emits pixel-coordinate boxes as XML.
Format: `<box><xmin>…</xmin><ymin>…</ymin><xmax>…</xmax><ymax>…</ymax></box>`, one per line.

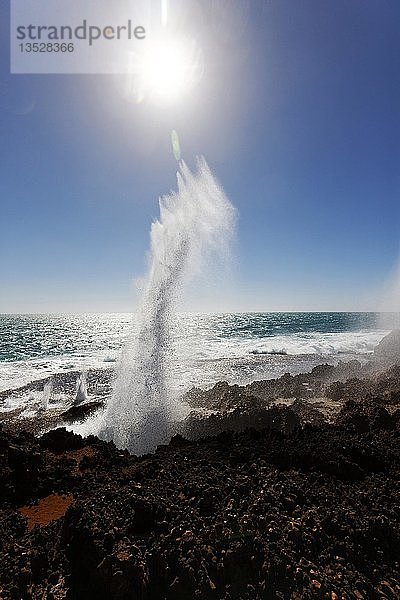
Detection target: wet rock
<box><xmin>61</xmin><ymin>401</ymin><xmax>103</xmax><ymax>423</ymax></box>
<box><xmin>310</xmin><ymin>364</ymin><xmax>336</xmax><ymax>378</ymax></box>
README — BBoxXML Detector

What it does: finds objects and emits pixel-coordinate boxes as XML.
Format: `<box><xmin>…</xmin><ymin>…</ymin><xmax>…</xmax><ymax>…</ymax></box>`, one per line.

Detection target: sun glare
<box><xmin>138</xmin><ymin>36</ymin><xmax>202</xmax><ymax>104</ymax></box>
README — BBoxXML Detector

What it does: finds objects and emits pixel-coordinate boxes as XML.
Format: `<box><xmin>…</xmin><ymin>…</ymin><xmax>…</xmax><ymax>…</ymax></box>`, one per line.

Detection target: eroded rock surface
<box><xmin>0</xmin><ymin>402</ymin><xmax>399</xmax><ymax>599</ymax></box>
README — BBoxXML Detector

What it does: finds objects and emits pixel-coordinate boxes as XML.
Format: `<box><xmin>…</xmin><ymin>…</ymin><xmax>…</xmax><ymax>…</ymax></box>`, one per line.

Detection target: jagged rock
<box><xmin>39</xmin><ymin>428</ymin><xmax>85</xmax><ymax>454</ymax></box>
<box><xmin>0</xmin><ymin>420</ymin><xmax>398</xmax><ymax>599</ymax></box>
<box><xmin>61</xmin><ymin>401</ymin><xmax>103</xmax><ymax>423</ymax></box>
<box><xmin>290</xmin><ymin>398</ymin><xmax>325</xmax><ymax>425</ymax></box>
<box><xmin>182</xmin><ymin>404</ymin><xmax>300</xmax><ymax>440</ymax></box>
<box><xmin>335</xmin><ymin>399</ymin><xmax>394</xmax><ymax>433</ymax></box>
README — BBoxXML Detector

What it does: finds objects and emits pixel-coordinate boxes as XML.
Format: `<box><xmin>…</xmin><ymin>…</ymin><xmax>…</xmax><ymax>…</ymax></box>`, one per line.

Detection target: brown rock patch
<box><xmin>19</xmin><ymin>493</ymin><xmax>73</xmax><ymax>531</ymax></box>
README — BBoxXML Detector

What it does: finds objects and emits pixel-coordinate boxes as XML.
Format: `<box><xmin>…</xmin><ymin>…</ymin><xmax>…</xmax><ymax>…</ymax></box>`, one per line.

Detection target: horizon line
<box><xmin>0</xmin><ymin>310</ymin><xmax>399</xmax><ymax>316</ymax></box>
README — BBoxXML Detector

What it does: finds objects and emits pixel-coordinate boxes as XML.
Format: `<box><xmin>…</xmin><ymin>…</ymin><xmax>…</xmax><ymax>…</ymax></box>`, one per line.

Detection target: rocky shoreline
<box><xmin>0</xmin><ymin>331</ymin><xmax>399</xmax><ymax>599</ymax></box>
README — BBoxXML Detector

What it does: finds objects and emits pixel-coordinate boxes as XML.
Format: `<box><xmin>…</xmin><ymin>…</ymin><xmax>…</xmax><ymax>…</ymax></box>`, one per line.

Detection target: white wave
<box><xmin>171</xmin><ymin>329</ymin><xmax>389</xmax><ymax>363</ymax></box>
<box><xmin>242</xmin><ymin>330</ymin><xmax>389</xmax><ymax>358</ymax></box>
<box><xmin>0</xmin><ymin>327</ymin><xmax>389</xmax><ymax>396</ymax></box>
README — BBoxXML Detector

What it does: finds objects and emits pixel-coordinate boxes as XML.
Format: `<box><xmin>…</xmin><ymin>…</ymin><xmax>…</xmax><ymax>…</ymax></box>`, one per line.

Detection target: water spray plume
<box><xmin>379</xmin><ymin>259</ymin><xmax>400</xmax><ymax>329</ymax></box>
<box><xmin>41</xmin><ymin>379</ymin><xmax>53</xmax><ymax>411</ymax></box>
<box><xmin>75</xmin><ymin>371</ymin><xmax>88</xmax><ymax>405</ymax></box>
<box><xmin>99</xmin><ymin>158</ymin><xmax>235</xmax><ymax>453</ymax></box>
<box><xmin>161</xmin><ymin>0</ymin><xmax>169</xmax><ymax>28</ymax></box>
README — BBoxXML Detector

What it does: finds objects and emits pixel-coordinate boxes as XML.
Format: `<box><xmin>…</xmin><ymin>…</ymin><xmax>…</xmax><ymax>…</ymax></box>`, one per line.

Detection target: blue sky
<box><xmin>1</xmin><ymin>0</ymin><xmax>399</xmax><ymax>312</ymax></box>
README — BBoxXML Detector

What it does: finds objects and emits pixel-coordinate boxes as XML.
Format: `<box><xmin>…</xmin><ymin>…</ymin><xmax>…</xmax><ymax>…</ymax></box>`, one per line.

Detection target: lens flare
<box><xmin>171</xmin><ymin>129</ymin><xmax>181</xmax><ymax>160</ymax></box>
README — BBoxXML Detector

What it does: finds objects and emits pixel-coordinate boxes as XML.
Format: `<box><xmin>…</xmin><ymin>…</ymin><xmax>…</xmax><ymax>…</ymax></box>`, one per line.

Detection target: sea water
<box><xmin>0</xmin><ymin>311</ymin><xmax>394</xmax><ymax>396</ymax></box>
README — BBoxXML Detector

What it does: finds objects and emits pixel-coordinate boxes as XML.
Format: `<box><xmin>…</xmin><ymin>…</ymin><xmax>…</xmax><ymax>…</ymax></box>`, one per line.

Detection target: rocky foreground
<box><xmin>1</xmin><ymin>393</ymin><xmax>400</xmax><ymax>600</ymax></box>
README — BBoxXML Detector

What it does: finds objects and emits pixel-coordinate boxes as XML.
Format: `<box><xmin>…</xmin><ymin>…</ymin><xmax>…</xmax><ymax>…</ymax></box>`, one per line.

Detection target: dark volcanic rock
<box><xmin>185</xmin><ymin>360</ymin><xmax>371</xmax><ymax>413</ymax></box>
<box><xmin>39</xmin><ymin>427</ymin><xmax>86</xmax><ymax>453</ymax></box>
<box><xmin>335</xmin><ymin>398</ymin><xmax>394</xmax><ymax>433</ymax></box>
<box><xmin>0</xmin><ymin>413</ymin><xmax>399</xmax><ymax>599</ymax></box>
<box><xmin>324</xmin><ymin>366</ymin><xmax>400</xmax><ymax>407</ymax></box>
<box><xmin>289</xmin><ymin>398</ymin><xmax>326</xmax><ymax>425</ymax></box>
<box><xmin>182</xmin><ymin>404</ymin><xmax>300</xmax><ymax>440</ymax></box>
<box><xmin>61</xmin><ymin>401</ymin><xmax>103</xmax><ymax>423</ymax></box>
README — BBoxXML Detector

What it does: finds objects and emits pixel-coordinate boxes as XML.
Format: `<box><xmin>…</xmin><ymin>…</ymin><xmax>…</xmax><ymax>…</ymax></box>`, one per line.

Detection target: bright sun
<box><xmin>138</xmin><ymin>36</ymin><xmax>202</xmax><ymax>104</ymax></box>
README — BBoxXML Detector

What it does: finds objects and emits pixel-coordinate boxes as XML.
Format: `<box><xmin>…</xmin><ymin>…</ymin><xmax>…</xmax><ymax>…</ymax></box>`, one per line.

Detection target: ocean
<box><xmin>0</xmin><ymin>312</ymin><xmax>394</xmax><ymax>397</ymax></box>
